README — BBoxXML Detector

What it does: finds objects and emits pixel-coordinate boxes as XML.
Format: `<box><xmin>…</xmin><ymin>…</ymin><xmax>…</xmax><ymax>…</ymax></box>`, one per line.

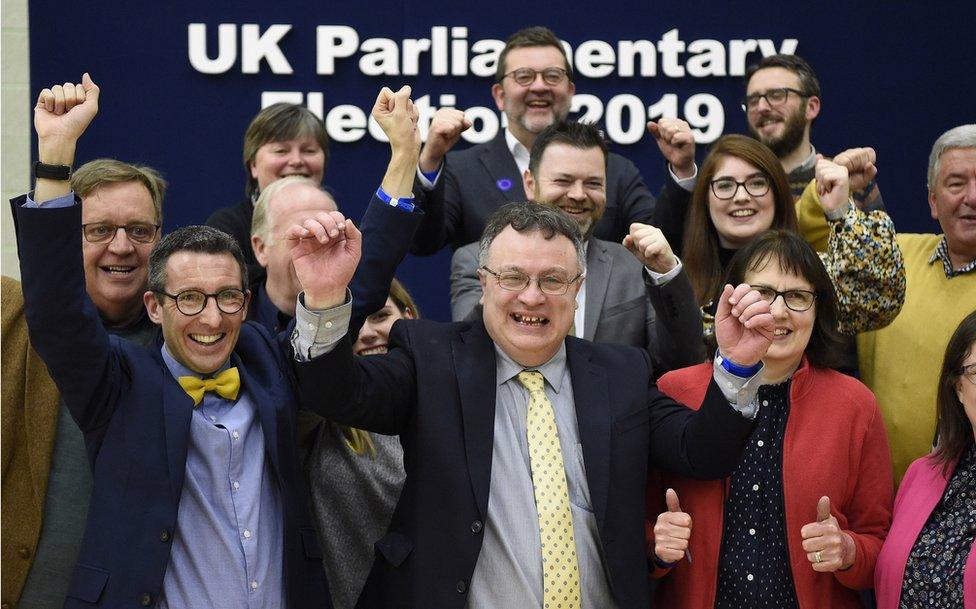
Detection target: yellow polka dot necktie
<box><xmin>177</xmin><ymin>367</ymin><xmax>240</xmax><ymax>406</ymax></box>
<box><xmin>516</xmin><ymin>370</ymin><xmax>581</xmax><ymax>609</ymax></box>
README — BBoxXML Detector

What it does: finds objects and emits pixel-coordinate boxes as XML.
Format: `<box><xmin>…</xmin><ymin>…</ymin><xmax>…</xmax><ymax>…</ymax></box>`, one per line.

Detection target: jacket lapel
<box><xmin>566</xmin><ymin>338</ymin><xmax>611</xmax><ymax>531</ymax></box>
<box><xmin>479</xmin><ymin>133</ymin><xmax>525</xmax><ymax>203</ymax></box>
<box><xmin>236</xmin><ymin>356</ymin><xmax>281</xmax><ymax>482</ymax></box>
<box><xmin>453</xmin><ymin>321</ymin><xmax>498</xmax><ymax>519</ymax></box>
<box><xmin>161</xmin><ymin>364</ymin><xmax>194</xmax><ymax>500</ymax></box>
<box><xmin>582</xmin><ymin>240</ymin><xmax>612</xmax><ymax>340</ymax></box>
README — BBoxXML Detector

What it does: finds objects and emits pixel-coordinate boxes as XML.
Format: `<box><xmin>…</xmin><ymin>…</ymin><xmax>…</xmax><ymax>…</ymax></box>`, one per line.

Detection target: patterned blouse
<box><xmin>715</xmin><ymin>382</ymin><xmax>799</xmax><ymax>609</ymax></box>
<box><xmin>899</xmin><ymin>443</ymin><xmax>976</xmax><ymax>608</ymax></box>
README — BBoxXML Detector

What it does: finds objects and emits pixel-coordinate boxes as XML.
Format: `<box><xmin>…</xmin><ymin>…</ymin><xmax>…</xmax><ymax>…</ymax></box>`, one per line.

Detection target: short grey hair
<box><xmin>477</xmin><ymin>201</ymin><xmax>586</xmax><ymax>274</ymax></box>
<box><xmin>928</xmin><ymin>124</ymin><xmax>976</xmax><ymax>190</ymax></box>
<box><xmin>251</xmin><ymin>176</ymin><xmax>332</xmax><ymax>242</ymax></box>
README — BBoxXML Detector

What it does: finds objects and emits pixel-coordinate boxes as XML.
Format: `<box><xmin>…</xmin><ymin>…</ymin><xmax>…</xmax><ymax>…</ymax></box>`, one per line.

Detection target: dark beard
<box><xmin>748</xmin><ymin>104</ymin><xmax>808</xmax><ymax>159</ymax></box>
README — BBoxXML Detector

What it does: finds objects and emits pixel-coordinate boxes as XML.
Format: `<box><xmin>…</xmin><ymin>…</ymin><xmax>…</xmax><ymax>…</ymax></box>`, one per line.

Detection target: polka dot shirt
<box><xmin>715</xmin><ymin>382</ymin><xmax>799</xmax><ymax>609</ymax></box>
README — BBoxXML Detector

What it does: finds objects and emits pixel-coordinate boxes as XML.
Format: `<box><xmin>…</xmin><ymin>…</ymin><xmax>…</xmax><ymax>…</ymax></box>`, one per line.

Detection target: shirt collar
<box><xmin>795</xmin><ymin>143</ymin><xmax>817</xmax><ymax>174</ymax></box>
<box><xmin>495</xmin><ymin>342</ymin><xmax>568</xmax><ymax>393</ymax></box>
<box><xmin>928</xmin><ymin>235</ymin><xmax>976</xmax><ymax>278</ymax></box>
<box><xmin>504</xmin><ymin>128</ymin><xmax>531</xmax><ymax>175</ymax></box>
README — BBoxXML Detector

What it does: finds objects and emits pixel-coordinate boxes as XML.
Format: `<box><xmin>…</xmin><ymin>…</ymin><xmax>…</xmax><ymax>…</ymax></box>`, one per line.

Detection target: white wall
<box><xmin>1</xmin><ymin>0</ymin><xmax>29</xmax><ymax>279</ymax></box>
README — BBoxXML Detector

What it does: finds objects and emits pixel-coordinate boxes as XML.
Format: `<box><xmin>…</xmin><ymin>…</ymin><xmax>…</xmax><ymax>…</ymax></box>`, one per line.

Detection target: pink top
<box><xmin>875</xmin><ymin>453</ymin><xmax>976</xmax><ymax>609</ymax></box>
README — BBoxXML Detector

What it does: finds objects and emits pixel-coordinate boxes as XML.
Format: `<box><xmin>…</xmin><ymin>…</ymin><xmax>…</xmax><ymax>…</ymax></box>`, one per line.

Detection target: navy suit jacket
<box><xmin>297</xmin><ymin>319</ymin><xmax>754</xmax><ymax>609</ymax></box>
<box><xmin>409</xmin><ymin>131</ymin><xmax>690</xmax><ymax>255</ymax></box>
<box><xmin>12</xmin><ymin>194</ymin><xmax>416</xmax><ymax>609</ymax></box>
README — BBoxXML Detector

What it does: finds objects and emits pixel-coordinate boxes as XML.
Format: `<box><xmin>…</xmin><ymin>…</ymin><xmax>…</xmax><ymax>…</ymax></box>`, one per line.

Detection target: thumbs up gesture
<box><xmin>800</xmin><ymin>496</ymin><xmax>856</xmax><ymax>572</ymax></box>
<box><xmin>653</xmin><ymin>488</ymin><xmax>693</xmax><ymax>565</ymax></box>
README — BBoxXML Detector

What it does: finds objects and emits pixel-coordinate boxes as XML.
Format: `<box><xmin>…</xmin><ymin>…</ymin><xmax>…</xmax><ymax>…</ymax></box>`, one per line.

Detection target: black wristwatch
<box><xmin>33</xmin><ymin>161</ymin><xmax>71</xmax><ymax>181</ymax></box>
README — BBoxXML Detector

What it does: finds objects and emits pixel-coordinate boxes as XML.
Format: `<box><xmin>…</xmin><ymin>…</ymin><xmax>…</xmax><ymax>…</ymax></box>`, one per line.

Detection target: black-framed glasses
<box><xmin>959</xmin><ymin>363</ymin><xmax>976</xmax><ymax>386</ymax></box>
<box><xmin>155</xmin><ymin>288</ymin><xmax>247</xmax><ymax>316</ymax></box>
<box><xmin>749</xmin><ymin>285</ymin><xmax>817</xmax><ymax>312</ymax></box>
<box><xmin>480</xmin><ymin>266</ymin><xmax>582</xmax><ymax>295</ymax></box>
<box><xmin>740</xmin><ymin>87</ymin><xmax>808</xmax><ymax>112</ymax></box>
<box><xmin>499</xmin><ymin>67</ymin><xmax>568</xmax><ymax>86</ymax></box>
<box><xmin>83</xmin><ymin>222</ymin><xmax>160</xmax><ymax>244</ymax></box>
<box><xmin>710</xmin><ymin>175</ymin><xmax>770</xmax><ymax>200</ymax></box>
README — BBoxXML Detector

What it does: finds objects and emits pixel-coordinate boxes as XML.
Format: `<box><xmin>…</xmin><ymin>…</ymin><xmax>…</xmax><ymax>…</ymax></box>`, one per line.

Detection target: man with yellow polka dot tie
<box><xmin>298</xmin><ymin>201</ymin><xmax>776</xmax><ymax>609</ymax></box>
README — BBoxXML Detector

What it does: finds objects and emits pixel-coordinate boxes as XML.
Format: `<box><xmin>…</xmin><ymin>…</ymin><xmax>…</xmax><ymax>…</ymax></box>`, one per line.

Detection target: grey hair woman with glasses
<box><xmin>646</xmin><ymin>230</ymin><xmax>894</xmax><ymax>609</ymax></box>
<box><xmin>875</xmin><ymin>310</ymin><xmax>976</xmax><ymax>609</ymax></box>
<box><xmin>663</xmin><ymin>134</ymin><xmax>903</xmax><ymax>341</ymax></box>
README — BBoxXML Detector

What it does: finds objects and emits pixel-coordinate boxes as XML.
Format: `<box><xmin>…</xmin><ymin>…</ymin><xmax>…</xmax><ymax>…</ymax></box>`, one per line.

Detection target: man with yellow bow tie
<box><xmin>14</xmin><ymin>73</ymin><xmax>423</xmax><ymax>609</ymax></box>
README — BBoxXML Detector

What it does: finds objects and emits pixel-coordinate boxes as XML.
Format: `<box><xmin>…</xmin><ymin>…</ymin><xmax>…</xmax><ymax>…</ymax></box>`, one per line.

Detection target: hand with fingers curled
<box><xmin>419</xmin><ymin>107</ymin><xmax>472</xmax><ymax>172</ymax></box>
<box><xmin>713</xmin><ymin>283</ymin><xmax>774</xmax><ymax>367</ymax></box>
<box><xmin>814</xmin><ymin>155</ymin><xmax>852</xmax><ymax>214</ymax></box>
<box><xmin>800</xmin><ymin>496</ymin><xmax>857</xmax><ymax>572</ymax></box>
<box><xmin>832</xmin><ymin>147</ymin><xmax>878</xmax><ymax>195</ymax></box>
<box><xmin>287</xmin><ymin>210</ymin><xmax>362</xmax><ymax>310</ymax></box>
<box><xmin>34</xmin><ymin>72</ymin><xmax>100</xmax><ymax>163</ymax></box>
<box><xmin>654</xmin><ymin>489</ymin><xmax>692</xmax><ymax>566</ymax></box>
<box><xmin>647</xmin><ymin>118</ymin><xmax>696</xmax><ymax>178</ymax></box>
<box><xmin>623</xmin><ymin>223</ymin><xmax>678</xmax><ymax>274</ymax></box>
<box><xmin>371</xmin><ymin>85</ymin><xmax>422</xmax><ymax>155</ymax></box>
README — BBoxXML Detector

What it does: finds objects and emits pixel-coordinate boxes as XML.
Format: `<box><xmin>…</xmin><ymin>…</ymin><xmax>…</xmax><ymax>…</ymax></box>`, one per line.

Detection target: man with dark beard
<box><xmin>743</xmin><ymin>54</ymin><xmax>884</xmax><ymax>211</ymax></box>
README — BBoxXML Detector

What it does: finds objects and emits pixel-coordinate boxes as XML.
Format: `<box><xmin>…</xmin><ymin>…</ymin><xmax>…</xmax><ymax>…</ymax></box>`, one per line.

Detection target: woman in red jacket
<box><xmin>646</xmin><ymin>230</ymin><xmax>893</xmax><ymax>609</ymax></box>
<box><xmin>874</xmin><ymin>310</ymin><xmax>976</xmax><ymax>609</ymax></box>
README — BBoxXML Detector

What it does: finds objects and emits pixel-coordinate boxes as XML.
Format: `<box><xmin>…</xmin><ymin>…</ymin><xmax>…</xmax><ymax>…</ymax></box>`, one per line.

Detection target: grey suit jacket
<box><xmin>450</xmin><ymin>237</ymin><xmax>705</xmax><ymax>375</ymax></box>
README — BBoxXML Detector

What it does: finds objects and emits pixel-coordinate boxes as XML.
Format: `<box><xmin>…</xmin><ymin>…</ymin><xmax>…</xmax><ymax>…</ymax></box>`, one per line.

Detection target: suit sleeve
<box><xmin>652</xmin><ymin>174</ymin><xmax>693</xmax><ymax>258</ymax></box>
<box><xmin>645</xmin><ymin>365</ymin><xmax>754</xmax><ymax>480</ymax></box>
<box><xmin>612</xmin><ymin>155</ymin><xmax>657</xmax><ymax>237</ymax></box>
<box><xmin>409</xmin><ymin>158</ymin><xmax>462</xmax><ymax>256</ymax></box>
<box><xmin>449</xmin><ymin>244</ymin><xmax>483</xmax><ymax>322</ymax></box>
<box><xmin>12</xmin><ymin>199</ymin><xmax>124</xmax><ymax>435</ymax></box>
<box><xmin>349</xmin><ymin>194</ymin><xmax>424</xmax><ymax>338</ymax></box>
<box><xmin>295</xmin><ymin>321</ymin><xmax>417</xmax><ymax>435</ymax></box>
<box><xmin>645</xmin><ymin>269</ymin><xmax>706</xmax><ymax>374</ymax></box>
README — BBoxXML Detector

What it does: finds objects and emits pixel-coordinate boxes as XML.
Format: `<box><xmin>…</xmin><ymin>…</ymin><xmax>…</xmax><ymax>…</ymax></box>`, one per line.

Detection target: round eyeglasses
<box><xmin>499</xmin><ymin>67</ymin><xmax>568</xmax><ymax>87</ymax></box>
<box><xmin>155</xmin><ymin>288</ymin><xmax>247</xmax><ymax>316</ymax></box>
<box><xmin>480</xmin><ymin>266</ymin><xmax>582</xmax><ymax>295</ymax></box>
<box><xmin>710</xmin><ymin>176</ymin><xmax>771</xmax><ymax>200</ymax></box>
<box><xmin>959</xmin><ymin>363</ymin><xmax>976</xmax><ymax>387</ymax></box>
<box><xmin>750</xmin><ymin>285</ymin><xmax>817</xmax><ymax>312</ymax></box>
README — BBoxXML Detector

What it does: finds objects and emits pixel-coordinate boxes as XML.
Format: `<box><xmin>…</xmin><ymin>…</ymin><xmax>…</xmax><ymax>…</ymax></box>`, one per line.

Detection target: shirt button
<box><xmin>243</xmin><ymin>529</ymin><xmax>252</xmax><ymax>539</ymax></box>
<box><xmin>749</xmin><ymin>528</ymin><xmax>756</xmax><ymax>536</ymax></box>
<box><xmin>139</xmin><ymin>592</ymin><xmax>154</xmax><ymax>606</ymax></box>
<box><xmin>17</xmin><ymin>546</ymin><xmax>31</xmax><ymax>559</ymax></box>
<box><xmin>757</xmin><ymin>440</ymin><xmax>765</xmax><ymax>447</ymax></box>
<box><xmin>307</xmin><ymin>322</ymin><xmax>315</xmax><ymax>330</ymax></box>
<box><xmin>325</xmin><ymin>321</ymin><xmax>334</xmax><ymax>329</ymax></box>
<box><xmin>232</xmin><ymin>480</ymin><xmax>241</xmax><ymax>490</ymax></box>
<box><xmin>209</xmin><ymin>416</ymin><xmax>217</xmax><ymax>423</ymax></box>
<box><xmin>456</xmin><ymin>580</ymin><xmax>468</xmax><ymax>594</ymax></box>
<box><xmin>159</xmin><ymin>529</ymin><xmax>171</xmax><ymax>542</ymax></box>
<box><xmin>232</xmin><ymin>430</ymin><xmax>240</xmax><ymax>440</ymax></box>
<box><xmin>251</xmin><ymin>580</ymin><xmax>259</xmax><ymax>590</ymax></box>
<box><xmin>752</xmin><ymin>484</ymin><xmax>760</xmax><ymax>491</ymax></box>
<box><xmin>747</xmin><ymin>573</ymin><xmax>754</xmax><ymax>582</ymax></box>
<box><xmin>470</xmin><ymin>520</ymin><xmax>483</xmax><ymax>533</ymax></box>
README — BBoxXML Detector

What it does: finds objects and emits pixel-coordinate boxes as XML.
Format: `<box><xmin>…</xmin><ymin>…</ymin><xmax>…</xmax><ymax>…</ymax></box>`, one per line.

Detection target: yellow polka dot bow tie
<box><xmin>178</xmin><ymin>367</ymin><xmax>240</xmax><ymax>406</ymax></box>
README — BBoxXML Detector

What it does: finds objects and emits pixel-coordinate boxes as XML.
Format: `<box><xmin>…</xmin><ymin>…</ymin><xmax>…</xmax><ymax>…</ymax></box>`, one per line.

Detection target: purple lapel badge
<box><xmin>496</xmin><ymin>178</ymin><xmax>513</xmax><ymax>191</ymax></box>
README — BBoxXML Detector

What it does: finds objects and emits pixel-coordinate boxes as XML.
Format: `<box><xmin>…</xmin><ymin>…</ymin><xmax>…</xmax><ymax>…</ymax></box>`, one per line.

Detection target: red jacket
<box><xmin>646</xmin><ymin>358</ymin><xmax>893</xmax><ymax>609</ymax></box>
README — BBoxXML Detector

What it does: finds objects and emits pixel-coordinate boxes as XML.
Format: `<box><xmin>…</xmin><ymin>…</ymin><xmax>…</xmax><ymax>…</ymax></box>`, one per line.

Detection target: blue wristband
<box><xmin>718</xmin><ymin>352</ymin><xmax>762</xmax><ymax>378</ymax></box>
<box><xmin>375</xmin><ymin>187</ymin><xmax>415</xmax><ymax>212</ymax></box>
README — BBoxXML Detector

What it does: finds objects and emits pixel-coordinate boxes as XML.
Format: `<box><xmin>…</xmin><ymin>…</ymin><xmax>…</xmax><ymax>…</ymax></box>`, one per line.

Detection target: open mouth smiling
<box><xmin>189</xmin><ymin>333</ymin><xmax>225</xmax><ymax>346</ymax></box>
<box><xmin>512</xmin><ymin>313</ymin><xmax>549</xmax><ymax>326</ymax></box>
<box><xmin>357</xmin><ymin>345</ymin><xmax>388</xmax><ymax>356</ymax></box>
<box><xmin>102</xmin><ymin>265</ymin><xmax>136</xmax><ymax>276</ymax></box>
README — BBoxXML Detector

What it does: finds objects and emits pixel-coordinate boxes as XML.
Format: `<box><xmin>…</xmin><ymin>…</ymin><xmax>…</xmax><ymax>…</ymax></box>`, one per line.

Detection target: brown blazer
<box><xmin>1</xmin><ymin>275</ymin><xmax>61</xmax><ymax>608</ymax></box>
